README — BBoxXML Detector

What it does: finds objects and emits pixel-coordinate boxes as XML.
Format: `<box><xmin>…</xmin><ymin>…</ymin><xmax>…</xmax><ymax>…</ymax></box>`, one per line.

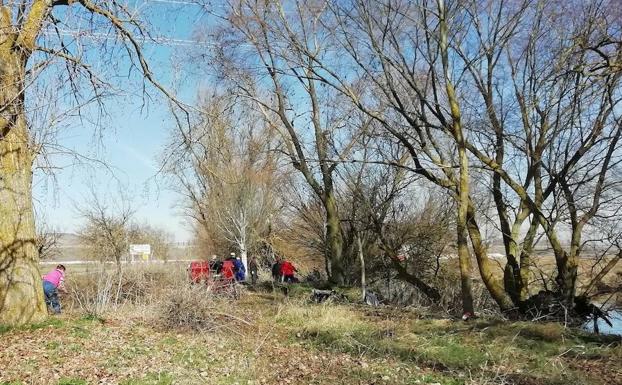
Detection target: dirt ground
<box><xmin>1</xmin><ymin>288</ymin><xmax>621</xmax><ymax>385</ymax></box>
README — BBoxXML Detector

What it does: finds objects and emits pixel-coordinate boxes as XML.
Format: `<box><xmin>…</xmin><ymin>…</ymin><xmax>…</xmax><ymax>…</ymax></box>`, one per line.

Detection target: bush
<box><xmin>67</xmin><ymin>269</ymin><xmax>116</xmax><ymax>318</ymax></box>
<box><xmin>366</xmin><ymin>263</ymin><xmax>499</xmax><ymax>316</ymax></box>
<box><xmin>157</xmin><ymin>285</ymin><xmax>248</xmax><ymax>331</ymax></box>
<box><xmin>432</xmin><ymin>265</ymin><xmax>499</xmax><ymax>315</ymax></box>
<box><xmin>65</xmin><ymin>264</ymin><xmax>187</xmax><ymax>318</ymax></box>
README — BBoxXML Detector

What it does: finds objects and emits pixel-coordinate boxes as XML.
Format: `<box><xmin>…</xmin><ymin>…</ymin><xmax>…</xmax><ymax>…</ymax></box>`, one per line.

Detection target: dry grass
<box><xmin>2</xmin><ymin>269</ymin><xmax>620</xmax><ymax>385</ymax></box>
<box><xmin>485</xmin><ymin>254</ymin><xmax>622</xmax><ymax>295</ymax></box>
<box><xmin>63</xmin><ymin>264</ymin><xmax>187</xmax><ymax>317</ymax></box>
<box><xmin>157</xmin><ymin>285</ymin><xmax>250</xmax><ymax>332</ymax></box>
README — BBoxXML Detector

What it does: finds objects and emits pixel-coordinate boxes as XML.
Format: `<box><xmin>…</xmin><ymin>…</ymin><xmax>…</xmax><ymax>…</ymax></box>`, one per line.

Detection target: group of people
<box><xmin>206</xmin><ymin>253</ymin><xmax>258</xmax><ymax>283</ymax></box>
<box><xmin>194</xmin><ymin>253</ymin><xmax>299</xmax><ymax>285</ymax></box>
<box><xmin>42</xmin><ymin>254</ymin><xmax>301</xmax><ymax>315</ymax></box>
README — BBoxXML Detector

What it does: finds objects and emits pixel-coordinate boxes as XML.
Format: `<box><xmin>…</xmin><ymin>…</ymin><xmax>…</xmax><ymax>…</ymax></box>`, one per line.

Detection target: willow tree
<box><xmin>310</xmin><ymin>0</ymin><xmax>622</xmax><ymax>315</ymax></box>
<box><xmin>0</xmin><ymin>1</ymin><xmax>173</xmax><ymax>325</ymax></box>
<box><xmin>450</xmin><ymin>0</ymin><xmax>622</xmax><ymax>308</ymax></box>
<box><xmin>197</xmin><ymin>2</ymin><xmax>363</xmax><ymax>284</ymax></box>
<box><xmin>166</xmin><ymin>92</ymin><xmax>281</xmax><ymax>272</ymax></box>
<box><xmin>292</xmin><ymin>0</ymin><xmax>505</xmax><ymax>313</ymax></box>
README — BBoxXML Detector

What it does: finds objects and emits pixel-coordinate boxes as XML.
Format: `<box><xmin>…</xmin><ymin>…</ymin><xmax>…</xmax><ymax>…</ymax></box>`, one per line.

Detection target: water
<box><xmin>583</xmin><ymin>310</ymin><xmax>622</xmax><ymax>335</ymax></box>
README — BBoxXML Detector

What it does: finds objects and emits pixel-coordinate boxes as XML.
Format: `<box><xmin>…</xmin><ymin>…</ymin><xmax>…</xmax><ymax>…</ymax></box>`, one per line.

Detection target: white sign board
<box><xmin>130</xmin><ymin>244</ymin><xmax>151</xmax><ymax>254</ymax></box>
<box><xmin>129</xmin><ymin>244</ymin><xmax>151</xmax><ymax>261</ymax></box>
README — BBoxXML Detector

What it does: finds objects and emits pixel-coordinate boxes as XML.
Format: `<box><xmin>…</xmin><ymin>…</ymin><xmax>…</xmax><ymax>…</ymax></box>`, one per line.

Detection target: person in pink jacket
<box><xmin>42</xmin><ymin>265</ymin><xmax>66</xmax><ymax>314</ymax></box>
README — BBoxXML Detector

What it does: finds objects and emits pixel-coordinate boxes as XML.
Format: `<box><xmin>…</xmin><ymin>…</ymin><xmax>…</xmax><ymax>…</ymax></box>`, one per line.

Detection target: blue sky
<box><xmin>32</xmin><ymin>0</ymin><xmax>210</xmax><ymax>241</ymax></box>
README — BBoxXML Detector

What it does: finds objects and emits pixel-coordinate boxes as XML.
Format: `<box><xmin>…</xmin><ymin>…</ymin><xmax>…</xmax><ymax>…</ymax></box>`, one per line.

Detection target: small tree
<box><xmin>78</xmin><ymin>189</ymin><xmax>134</xmax><ymax>269</ymax></box>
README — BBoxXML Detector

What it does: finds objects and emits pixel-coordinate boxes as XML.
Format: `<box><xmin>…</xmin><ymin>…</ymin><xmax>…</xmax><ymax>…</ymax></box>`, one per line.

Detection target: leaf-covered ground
<box><xmin>1</xmin><ymin>291</ymin><xmax>620</xmax><ymax>385</ymax></box>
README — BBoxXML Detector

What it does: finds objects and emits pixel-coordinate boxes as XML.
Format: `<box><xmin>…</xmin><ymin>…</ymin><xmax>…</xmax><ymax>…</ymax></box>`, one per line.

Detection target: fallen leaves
<box><xmin>1</xmin><ymin>294</ymin><xmax>619</xmax><ymax>385</ymax></box>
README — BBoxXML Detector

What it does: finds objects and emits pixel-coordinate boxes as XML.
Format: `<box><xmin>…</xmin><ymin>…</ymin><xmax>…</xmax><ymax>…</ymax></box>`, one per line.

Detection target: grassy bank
<box><xmin>1</xmin><ymin>283</ymin><xmax>620</xmax><ymax>385</ymax></box>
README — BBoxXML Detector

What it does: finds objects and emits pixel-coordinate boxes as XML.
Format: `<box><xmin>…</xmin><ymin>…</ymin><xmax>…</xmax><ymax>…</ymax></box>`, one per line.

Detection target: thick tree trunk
<box><xmin>456</xmin><ymin>149</ymin><xmax>474</xmax><ymax>316</ymax></box>
<box><xmin>0</xmin><ymin>53</ymin><xmax>47</xmax><ymax>325</ymax></box>
<box><xmin>518</xmin><ymin>219</ymin><xmax>539</xmax><ymax>301</ymax></box>
<box><xmin>559</xmin><ymin>256</ymin><xmax>578</xmax><ymax>307</ymax></box>
<box><xmin>545</xmin><ymin>222</ymin><xmax>577</xmax><ymax>308</ymax></box>
<box><xmin>324</xmin><ymin>192</ymin><xmax>344</xmax><ymax>285</ymax></box>
<box><xmin>456</xmin><ymin>224</ymin><xmax>474</xmax><ymax>315</ymax></box>
<box><xmin>438</xmin><ymin>1</ymin><xmax>475</xmax><ymax>316</ymax></box>
<box><xmin>466</xmin><ymin>203</ymin><xmax>516</xmax><ymax>313</ymax></box>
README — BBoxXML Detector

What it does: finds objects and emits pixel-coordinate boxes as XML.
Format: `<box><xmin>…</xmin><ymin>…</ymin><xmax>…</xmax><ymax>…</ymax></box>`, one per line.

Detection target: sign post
<box><xmin>129</xmin><ymin>244</ymin><xmax>152</xmax><ymax>262</ymax></box>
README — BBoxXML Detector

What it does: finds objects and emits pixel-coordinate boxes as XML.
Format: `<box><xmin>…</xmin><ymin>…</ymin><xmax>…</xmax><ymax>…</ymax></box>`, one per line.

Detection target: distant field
<box><xmin>48</xmin><ymin>234</ymin><xmax>202</xmax><ymax>263</ymax></box>
<box><xmin>483</xmin><ymin>254</ymin><xmax>622</xmax><ymax>289</ymax></box>
<box><xmin>49</xmin><ymin>247</ymin><xmax>200</xmax><ymax>263</ymax></box>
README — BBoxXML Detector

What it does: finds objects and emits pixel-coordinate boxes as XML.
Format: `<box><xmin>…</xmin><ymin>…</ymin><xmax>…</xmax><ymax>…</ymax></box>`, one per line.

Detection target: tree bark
<box><xmin>0</xmin><ymin>51</ymin><xmax>47</xmax><ymax>325</ymax></box>
<box><xmin>466</xmin><ymin>202</ymin><xmax>516</xmax><ymax>313</ymax></box>
<box><xmin>357</xmin><ymin>234</ymin><xmax>366</xmax><ymax>301</ymax></box>
<box><xmin>240</xmin><ymin>242</ymin><xmax>248</xmax><ymax>275</ymax></box>
<box><xmin>325</xmin><ymin>191</ymin><xmax>344</xmax><ymax>285</ymax></box>
<box><xmin>438</xmin><ymin>0</ymin><xmax>474</xmax><ymax>316</ymax></box>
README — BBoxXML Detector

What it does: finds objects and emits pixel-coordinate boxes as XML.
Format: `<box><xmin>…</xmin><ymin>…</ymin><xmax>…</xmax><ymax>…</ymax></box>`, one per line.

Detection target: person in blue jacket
<box><xmin>233</xmin><ymin>253</ymin><xmax>246</xmax><ymax>282</ymax></box>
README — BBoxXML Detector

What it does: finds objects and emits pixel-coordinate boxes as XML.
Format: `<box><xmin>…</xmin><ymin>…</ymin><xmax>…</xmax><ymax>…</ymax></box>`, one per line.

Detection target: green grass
<box><xmin>273</xmin><ymin>303</ymin><xmax>621</xmax><ymax>385</ymax></box>
<box><xmin>1</xmin><ymin>317</ymin><xmax>65</xmax><ymax>335</ymax></box>
<box><xmin>28</xmin><ymin>317</ymin><xmax>65</xmax><ymax>330</ymax></box>
<box><xmin>66</xmin><ymin>342</ymin><xmax>83</xmax><ymax>352</ymax></box>
<box><xmin>1</xmin><ymin>291</ymin><xmax>619</xmax><ymax>385</ymax></box>
<box><xmin>70</xmin><ymin>325</ymin><xmax>90</xmax><ymax>339</ymax></box>
<box><xmin>173</xmin><ymin>346</ymin><xmax>215</xmax><ymax>366</ymax></box>
<box><xmin>79</xmin><ymin>314</ymin><xmax>105</xmax><ymax>324</ymax></box>
<box><xmin>159</xmin><ymin>336</ymin><xmax>178</xmax><ymax>346</ymax></box>
<box><xmin>45</xmin><ymin>340</ymin><xmax>62</xmax><ymax>350</ymax></box>
<box><xmin>119</xmin><ymin>344</ymin><xmax>151</xmax><ymax>359</ymax></box>
<box><xmin>216</xmin><ymin>374</ymin><xmax>252</xmax><ymax>385</ymax></box>
<box><xmin>120</xmin><ymin>371</ymin><xmax>174</xmax><ymax>385</ymax></box>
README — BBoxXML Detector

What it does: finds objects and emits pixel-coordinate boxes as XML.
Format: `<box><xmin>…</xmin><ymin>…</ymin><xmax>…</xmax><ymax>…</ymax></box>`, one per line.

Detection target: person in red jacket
<box><xmin>280</xmin><ymin>260</ymin><xmax>298</xmax><ymax>283</ymax></box>
<box><xmin>188</xmin><ymin>260</ymin><xmax>210</xmax><ymax>284</ymax></box>
<box><xmin>221</xmin><ymin>257</ymin><xmax>236</xmax><ymax>281</ymax></box>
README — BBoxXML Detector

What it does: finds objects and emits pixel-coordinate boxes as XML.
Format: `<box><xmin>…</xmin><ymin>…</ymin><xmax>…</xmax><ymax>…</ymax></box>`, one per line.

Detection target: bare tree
<box><xmin>311</xmin><ymin>0</ymin><xmax>622</xmax><ymax>317</ymax></box>
<box><xmin>224</xmin><ymin>0</ymin><xmax>489</xmax><ymax>312</ymax></box>
<box><xmin>78</xmin><ymin>188</ymin><xmax>134</xmax><ymax>269</ymax></box>
<box><xmin>442</xmin><ymin>0</ymin><xmax>622</xmax><ymax>312</ymax></box>
<box><xmin>196</xmin><ymin>0</ymin><xmax>372</xmax><ymax>284</ymax></box>
<box><xmin>216</xmin><ymin>0</ymin><xmax>622</xmax><ymax>319</ymax></box>
<box><xmin>0</xmin><ymin>1</ymin><xmax>180</xmax><ymax>325</ymax></box>
<box><xmin>166</xmin><ymin>92</ymin><xmax>280</xmax><ymax>271</ymax></box>
<box><xmin>282</xmin><ymin>188</ymin><xmax>328</xmax><ymax>266</ymax></box>
<box><xmin>340</xmin><ymin>146</ymin><xmax>449</xmax><ymax>301</ymax></box>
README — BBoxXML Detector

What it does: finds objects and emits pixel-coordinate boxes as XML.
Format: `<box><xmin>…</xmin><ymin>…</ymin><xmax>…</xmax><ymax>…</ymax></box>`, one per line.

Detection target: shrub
<box><xmin>367</xmin><ymin>263</ymin><xmax>499</xmax><ymax>316</ymax></box>
<box><xmin>65</xmin><ymin>264</ymin><xmax>187</xmax><ymax>318</ymax></box>
<box><xmin>156</xmin><ymin>285</ymin><xmax>248</xmax><ymax>331</ymax></box>
<box><xmin>68</xmin><ymin>269</ymin><xmax>116</xmax><ymax>318</ymax></box>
